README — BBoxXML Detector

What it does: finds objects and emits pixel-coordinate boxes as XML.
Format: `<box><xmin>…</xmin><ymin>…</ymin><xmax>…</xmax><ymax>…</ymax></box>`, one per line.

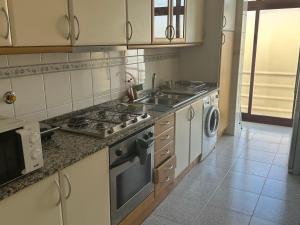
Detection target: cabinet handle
<box><xmin>166</xmin><ymin>164</ymin><xmax>174</xmax><ymax>170</ymax></box>
<box><xmin>160</xmin><ymin>121</ymin><xmax>170</xmax><ymax>126</ymax></box>
<box><xmin>223</xmin><ymin>16</ymin><xmax>227</xmax><ymax>29</ymax></box>
<box><xmin>54</xmin><ymin>181</ymin><xmax>61</xmax><ymax>206</ymax></box>
<box><xmin>65</xmin><ymin>15</ymin><xmax>71</xmax><ymax>40</ymax></box>
<box><xmin>191</xmin><ymin>106</ymin><xmax>195</xmax><ymax>120</ymax></box>
<box><xmin>170</xmin><ymin>25</ymin><xmax>175</xmax><ymax>40</ymax></box>
<box><xmin>161</xmin><ymin>135</ymin><xmax>170</xmax><ymax>140</ymax></box>
<box><xmin>165</xmin><ymin>25</ymin><xmax>172</xmax><ymax>41</ymax></box>
<box><xmin>64</xmin><ymin>174</ymin><xmax>72</xmax><ymax>200</ymax></box>
<box><xmin>74</xmin><ymin>15</ymin><xmax>80</xmax><ymax>40</ymax></box>
<box><xmin>160</xmin><ymin>176</ymin><xmax>170</xmax><ymax>183</ymax></box>
<box><xmin>161</xmin><ymin>149</ymin><xmax>170</xmax><ymax>156</ymax></box>
<box><xmin>127</xmin><ymin>21</ymin><xmax>133</xmax><ymax>41</ymax></box>
<box><xmin>222</xmin><ymin>32</ymin><xmax>226</xmax><ymax>45</ymax></box>
<box><xmin>1</xmin><ymin>7</ymin><xmax>10</xmax><ymax>40</ymax></box>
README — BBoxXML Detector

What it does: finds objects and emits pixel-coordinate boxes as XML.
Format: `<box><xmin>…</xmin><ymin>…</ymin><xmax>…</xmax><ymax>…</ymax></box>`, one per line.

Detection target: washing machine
<box><xmin>201</xmin><ymin>91</ymin><xmax>220</xmax><ymax>160</ymax></box>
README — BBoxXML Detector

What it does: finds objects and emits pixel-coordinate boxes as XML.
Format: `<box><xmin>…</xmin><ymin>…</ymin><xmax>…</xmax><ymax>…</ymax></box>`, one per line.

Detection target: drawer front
<box><xmin>155</xmin><ymin>141</ymin><xmax>175</xmax><ymax>168</ymax></box>
<box><xmin>154</xmin><ymin>155</ymin><xmax>176</xmax><ymax>183</ymax></box>
<box><xmin>155</xmin><ymin>127</ymin><xmax>175</xmax><ymax>151</ymax></box>
<box><xmin>154</xmin><ymin>155</ymin><xmax>176</xmax><ymax>194</ymax></box>
<box><xmin>155</xmin><ymin>114</ymin><xmax>175</xmax><ymax>136</ymax></box>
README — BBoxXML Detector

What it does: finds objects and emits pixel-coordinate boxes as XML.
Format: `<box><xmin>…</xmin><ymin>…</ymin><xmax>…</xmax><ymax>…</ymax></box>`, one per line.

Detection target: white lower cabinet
<box><xmin>0</xmin><ymin>174</ymin><xmax>63</xmax><ymax>225</ymax></box>
<box><xmin>0</xmin><ymin>147</ymin><xmax>110</xmax><ymax>225</ymax></box>
<box><xmin>175</xmin><ymin>98</ymin><xmax>203</xmax><ymax>177</ymax></box>
<box><xmin>60</xmin><ymin>148</ymin><xmax>111</xmax><ymax>225</ymax></box>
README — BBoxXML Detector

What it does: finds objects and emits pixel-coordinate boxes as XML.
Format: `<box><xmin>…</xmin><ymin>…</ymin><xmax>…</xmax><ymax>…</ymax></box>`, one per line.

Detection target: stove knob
<box><xmin>141</xmin><ymin>113</ymin><xmax>148</xmax><ymax>119</ymax></box>
<box><xmin>132</xmin><ymin>117</ymin><xmax>138</xmax><ymax>123</ymax></box>
<box><xmin>115</xmin><ymin>149</ymin><xmax>123</xmax><ymax>156</ymax></box>
<box><xmin>121</xmin><ymin>122</ymin><xmax>127</xmax><ymax>128</ymax></box>
<box><xmin>148</xmin><ymin>131</ymin><xmax>154</xmax><ymax>138</ymax></box>
<box><xmin>143</xmin><ymin>134</ymin><xmax>149</xmax><ymax>140</ymax></box>
<box><xmin>108</xmin><ymin>127</ymin><xmax>114</xmax><ymax>134</ymax></box>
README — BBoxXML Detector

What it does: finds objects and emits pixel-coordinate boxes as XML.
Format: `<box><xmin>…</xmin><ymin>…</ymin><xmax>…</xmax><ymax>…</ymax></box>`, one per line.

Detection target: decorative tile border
<box><xmin>0</xmin><ymin>53</ymin><xmax>179</xmax><ymax>79</ymax></box>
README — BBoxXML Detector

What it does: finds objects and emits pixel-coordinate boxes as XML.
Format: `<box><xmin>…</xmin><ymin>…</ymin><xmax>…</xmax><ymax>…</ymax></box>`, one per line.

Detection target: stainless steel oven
<box><xmin>109</xmin><ymin>126</ymin><xmax>154</xmax><ymax>225</ymax></box>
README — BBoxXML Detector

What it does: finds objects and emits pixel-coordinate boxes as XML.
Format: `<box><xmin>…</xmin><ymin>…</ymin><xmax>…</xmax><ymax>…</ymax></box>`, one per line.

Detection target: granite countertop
<box><xmin>0</xmin><ymin>86</ymin><xmax>218</xmax><ymax>201</ymax></box>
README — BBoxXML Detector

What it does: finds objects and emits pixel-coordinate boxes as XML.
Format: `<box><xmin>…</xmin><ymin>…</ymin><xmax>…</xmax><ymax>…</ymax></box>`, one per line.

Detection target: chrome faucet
<box><xmin>152</xmin><ymin>73</ymin><xmax>157</xmax><ymax>94</ymax></box>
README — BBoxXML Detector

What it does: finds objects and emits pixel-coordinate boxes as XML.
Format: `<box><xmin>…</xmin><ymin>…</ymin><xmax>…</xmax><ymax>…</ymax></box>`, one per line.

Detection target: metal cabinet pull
<box><xmin>1</xmin><ymin>7</ymin><xmax>10</xmax><ymax>40</ymax></box>
<box><xmin>161</xmin><ymin>135</ymin><xmax>170</xmax><ymax>140</ymax></box>
<box><xmin>223</xmin><ymin>16</ymin><xmax>227</xmax><ymax>28</ymax></box>
<box><xmin>165</xmin><ymin>25</ymin><xmax>172</xmax><ymax>41</ymax></box>
<box><xmin>160</xmin><ymin>177</ymin><xmax>170</xmax><ymax>183</ymax></box>
<box><xmin>127</xmin><ymin>21</ymin><xmax>133</xmax><ymax>41</ymax></box>
<box><xmin>189</xmin><ymin>107</ymin><xmax>193</xmax><ymax>121</ymax></box>
<box><xmin>170</xmin><ymin>25</ymin><xmax>175</xmax><ymax>40</ymax></box>
<box><xmin>74</xmin><ymin>15</ymin><xmax>80</xmax><ymax>40</ymax></box>
<box><xmin>191</xmin><ymin>106</ymin><xmax>195</xmax><ymax>120</ymax></box>
<box><xmin>222</xmin><ymin>32</ymin><xmax>226</xmax><ymax>45</ymax></box>
<box><xmin>64</xmin><ymin>174</ymin><xmax>72</xmax><ymax>199</ymax></box>
<box><xmin>65</xmin><ymin>15</ymin><xmax>71</xmax><ymax>40</ymax></box>
<box><xmin>161</xmin><ymin>149</ymin><xmax>170</xmax><ymax>156</ymax></box>
<box><xmin>166</xmin><ymin>164</ymin><xmax>174</xmax><ymax>170</ymax></box>
<box><xmin>54</xmin><ymin>181</ymin><xmax>62</xmax><ymax>206</ymax></box>
<box><xmin>160</xmin><ymin>121</ymin><xmax>170</xmax><ymax>126</ymax></box>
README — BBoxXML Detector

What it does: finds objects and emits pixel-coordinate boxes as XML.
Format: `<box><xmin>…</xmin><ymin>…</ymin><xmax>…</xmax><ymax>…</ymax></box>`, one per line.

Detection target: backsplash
<box><xmin>0</xmin><ymin>49</ymin><xmax>180</xmax><ymax>121</ymax></box>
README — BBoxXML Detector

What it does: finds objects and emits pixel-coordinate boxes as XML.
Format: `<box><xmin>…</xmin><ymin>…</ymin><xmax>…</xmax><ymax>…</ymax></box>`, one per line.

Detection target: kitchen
<box><xmin>1</xmin><ymin>1</ymin><xmax>300</xmax><ymax>225</ymax></box>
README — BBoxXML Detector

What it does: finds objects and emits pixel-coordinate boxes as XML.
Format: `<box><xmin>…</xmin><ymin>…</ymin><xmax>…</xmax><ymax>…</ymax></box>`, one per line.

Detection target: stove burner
<box><xmin>67</xmin><ymin>116</ymin><xmax>89</xmax><ymax>128</ymax></box>
<box><xmin>98</xmin><ymin>110</ymin><xmax>106</xmax><ymax>118</ymax></box>
<box><xmin>119</xmin><ymin>114</ymin><xmax>130</xmax><ymax>122</ymax></box>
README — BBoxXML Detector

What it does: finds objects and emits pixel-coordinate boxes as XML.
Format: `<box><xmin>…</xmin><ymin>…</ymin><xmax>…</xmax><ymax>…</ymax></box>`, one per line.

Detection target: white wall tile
<box><xmin>0</xmin><ymin>55</ymin><xmax>8</xmax><ymax>67</ymax></box>
<box><xmin>11</xmin><ymin>75</ymin><xmax>46</xmax><ymax>117</ymax></box>
<box><xmin>92</xmin><ymin>68</ymin><xmax>110</xmax><ymax>98</ymax></box>
<box><xmin>94</xmin><ymin>94</ymin><xmax>111</xmax><ymax>105</ymax></box>
<box><xmin>126</xmin><ymin>50</ymin><xmax>138</xmax><ymax>57</ymax></box>
<box><xmin>41</xmin><ymin>53</ymin><xmax>68</xmax><ymax>63</ymax></box>
<box><xmin>17</xmin><ymin>110</ymin><xmax>47</xmax><ymax>122</ymax></box>
<box><xmin>109</xmin><ymin>51</ymin><xmax>125</xmax><ymax>58</ymax></box>
<box><xmin>47</xmin><ymin>104</ymin><xmax>72</xmax><ymax>118</ymax></box>
<box><xmin>126</xmin><ymin>64</ymin><xmax>139</xmax><ymax>84</ymax></box>
<box><xmin>68</xmin><ymin>53</ymin><xmax>91</xmax><ymax>62</ymax></box>
<box><xmin>110</xmin><ymin>65</ymin><xmax>126</xmax><ymax>93</ymax></box>
<box><xmin>70</xmin><ymin>69</ymin><xmax>93</xmax><ymax>102</ymax></box>
<box><xmin>8</xmin><ymin>54</ymin><xmax>41</xmax><ymax>66</ymax></box>
<box><xmin>44</xmin><ymin>72</ymin><xmax>72</xmax><ymax>108</ymax></box>
<box><xmin>73</xmin><ymin>98</ymin><xmax>93</xmax><ymax>111</ymax></box>
<box><xmin>0</xmin><ymin>79</ymin><xmax>15</xmax><ymax>118</ymax></box>
<box><xmin>91</xmin><ymin>52</ymin><xmax>106</xmax><ymax>59</ymax></box>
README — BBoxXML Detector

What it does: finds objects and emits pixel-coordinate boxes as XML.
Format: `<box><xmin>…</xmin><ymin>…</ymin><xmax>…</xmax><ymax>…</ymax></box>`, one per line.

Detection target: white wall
<box><xmin>0</xmin><ymin>48</ymin><xmax>180</xmax><ymax>121</ymax></box>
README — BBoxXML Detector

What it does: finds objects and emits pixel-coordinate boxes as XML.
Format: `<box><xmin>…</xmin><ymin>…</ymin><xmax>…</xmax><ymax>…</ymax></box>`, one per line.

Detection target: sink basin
<box><xmin>136</xmin><ymin>93</ymin><xmax>192</xmax><ymax>108</ymax></box>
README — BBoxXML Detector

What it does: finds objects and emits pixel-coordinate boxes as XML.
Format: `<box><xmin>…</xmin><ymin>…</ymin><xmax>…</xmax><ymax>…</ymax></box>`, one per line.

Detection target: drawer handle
<box><xmin>160</xmin><ymin>177</ymin><xmax>170</xmax><ymax>183</ymax></box>
<box><xmin>161</xmin><ymin>149</ymin><xmax>170</xmax><ymax>156</ymax></box>
<box><xmin>160</xmin><ymin>121</ymin><xmax>170</xmax><ymax>126</ymax></box>
<box><xmin>161</xmin><ymin>135</ymin><xmax>170</xmax><ymax>140</ymax></box>
<box><xmin>64</xmin><ymin>174</ymin><xmax>72</xmax><ymax>200</ymax></box>
<box><xmin>166</xmin><ymin>164</ymin><xmax>174</xmax><ymax>170</ymax></box>
<box><xmin>54</xmin><ymin>181</ymin><xmax>61</xmax><ymax>206</ymax></box>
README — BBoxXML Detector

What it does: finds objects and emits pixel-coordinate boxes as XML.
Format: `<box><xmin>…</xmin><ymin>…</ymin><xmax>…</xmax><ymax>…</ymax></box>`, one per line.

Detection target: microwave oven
<box><xmin>0</xmin><ymin>116</ymin><xmax>44</xmax><ymax>186</ymax></box>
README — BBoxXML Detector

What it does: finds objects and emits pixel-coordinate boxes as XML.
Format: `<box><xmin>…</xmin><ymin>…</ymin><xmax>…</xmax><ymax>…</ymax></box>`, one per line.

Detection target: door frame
<box><xmin>242</xmin><ymin>0</ymin><xmax>300</xmax><ymax>127</ymax></box>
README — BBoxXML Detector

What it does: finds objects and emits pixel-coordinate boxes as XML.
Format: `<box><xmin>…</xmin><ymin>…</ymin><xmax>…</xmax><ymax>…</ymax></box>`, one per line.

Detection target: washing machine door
<box><xmin>205</xmin><ymin>106</ymin><xmax>220</xmax><ymax>137</ymax></box>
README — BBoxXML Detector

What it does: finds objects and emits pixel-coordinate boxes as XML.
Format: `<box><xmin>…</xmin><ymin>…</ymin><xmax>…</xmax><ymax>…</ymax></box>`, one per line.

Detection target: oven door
<box><xmin>0</xmin><ymin>129</ymin><xmax>25</xmax><ymax>186</ymax></box>
<box><xmin>110</xmin><ymin>147</ymin><xmax>154</xmax><ymax>225</ymax></box>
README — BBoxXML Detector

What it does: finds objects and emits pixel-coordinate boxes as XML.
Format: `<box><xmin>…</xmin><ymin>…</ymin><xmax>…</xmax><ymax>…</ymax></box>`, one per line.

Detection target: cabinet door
<box><xmin>223</xmin><ymin>0</ymin><xmax>236</xmax><ymax>31</ymax></box>
<box><xmin>61</xmin><ymin>148</ymin><xmax>110</xmax><ymax>225</ymax></box>
<box><xmin>0</xmin><ymin>174</ymin><xmax>63</xmax><ymax>225</ymax></box>
<box><xmin>8</xmin><ymin>0</ymin><xmax>70</xmax><ymax>46</ymax></box>
<box><xmin>218</xmin><ymin>31</ymin><xmax>234</xmax><ymax>136</ymax></box>
<box><xmin>190</xmin><ymin>98</ymin><xmax>203</xmax><ymax>162</ymax></box>
<box><xmin>0</xmin><ymin>0</ymin><xmax>11</xmax><ymax>46</ymax></box>
<box><xmin>175</xmin><ymin>105</ymin><xmax>191</xmax><ymax>177</ymax></box>
<box><xmin>186</xmin><ymin>0</ymin><xmax>204</xmax><ymax>43</ymax></box>
<box><xmin>127</xmin><ymin>0</ymin><xmax>151</xmax><ymax>45</ymax></box>
<box><xmin>72</xmin><ymin>0</ymin><xmax>126</xmax><ymax>46</ymax></box>
<box><xmin>152</xmin><ymin>0</ymin><xmax>171</xmax><ymax>44</ymax></box>
<box><xmin>170</xmin><ymin>0</ymin><xmax>186</xmax><ymax>43</ymax></box>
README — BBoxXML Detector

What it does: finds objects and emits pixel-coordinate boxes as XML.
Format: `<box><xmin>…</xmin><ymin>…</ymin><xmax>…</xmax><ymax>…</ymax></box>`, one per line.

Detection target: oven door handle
<box><xmin>110</xmin><ymin>154</ymin><xmax>138</xmax><ymax>170</ymax></box>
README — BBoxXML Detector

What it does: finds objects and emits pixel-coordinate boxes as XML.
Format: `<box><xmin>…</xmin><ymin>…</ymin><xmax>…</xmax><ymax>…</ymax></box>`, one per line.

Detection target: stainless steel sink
<box><xmin>136</xmin><ymin>93</ymin><xmax>193</xmax><ymax>108</ymax></box>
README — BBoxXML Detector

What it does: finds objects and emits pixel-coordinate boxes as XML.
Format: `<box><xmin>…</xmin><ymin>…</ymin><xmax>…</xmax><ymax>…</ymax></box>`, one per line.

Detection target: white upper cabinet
<box><xmin>60</xmin><ymin>148</ymin><xmax>110</xmax><ymax>225</ymax></box>
<box><xmin>0</xmin><ymin>174</ymin><xmax>63</xmax><ymax>225</ymax></box>
<box><xmin>223</xmin><ymin>0</ymin><xmax>236</xmax><ymax>31</ymax></box>
<box><xmin>7</xmin><ymin>0</ymin><xmax>71</xmax><ymax>46</ymax></box>
<box><xmin>185</xmin><ymin>0</ymin><xmax>204</xmax><ymax>43</ymax></box>
<box><xmin>190</xmin><ymin>99</ymin><xmax>203</xmax><ymax>162</ymax></box>
<box><xmin>0</xmin><ymin>0</ymin><xmax>12</xmax><ymax>46</ymax></box>
<box><xmin>127</xmin><ymin>0</ymin><xmax>151</xmax><ymax>45</ymax></box>
<box><xmin>71</xmin><ymin>0</ymin><xmax>127</xmax><ymax>46</ymax></box>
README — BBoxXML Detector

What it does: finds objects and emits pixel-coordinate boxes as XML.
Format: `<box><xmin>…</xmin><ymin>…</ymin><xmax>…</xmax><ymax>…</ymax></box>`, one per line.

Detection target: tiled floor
<box><xmin>143</xmin><ymin>122</ymin><xmax>300</xmax><ymax>225</ymax></box>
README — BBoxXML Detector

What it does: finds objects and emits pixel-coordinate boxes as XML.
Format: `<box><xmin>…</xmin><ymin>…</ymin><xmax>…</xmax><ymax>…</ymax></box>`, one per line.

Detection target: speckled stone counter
<box><xmin>0</xmin><ymin>86</ymin><xmax>218</xmax><ymax>201</ymax></box>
